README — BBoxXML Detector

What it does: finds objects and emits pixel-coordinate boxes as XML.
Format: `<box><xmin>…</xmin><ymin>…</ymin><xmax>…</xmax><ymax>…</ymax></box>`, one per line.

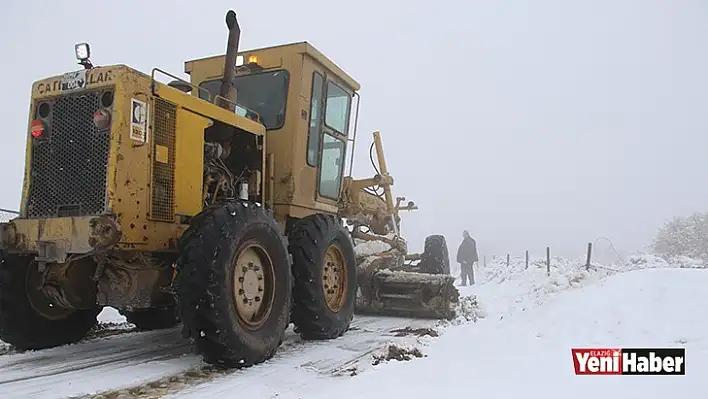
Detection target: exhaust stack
<box><xmin>218</xmin><ymin>10</ymin><xmax>241</xmax><ymax>112</ymax></box>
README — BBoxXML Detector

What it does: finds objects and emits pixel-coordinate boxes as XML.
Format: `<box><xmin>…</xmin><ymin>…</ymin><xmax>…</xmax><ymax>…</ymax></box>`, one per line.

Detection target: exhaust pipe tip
<box><xmin>226</xmin><ymin>10</ymin><xmax>239</xmax><ymax>30</ymax></box>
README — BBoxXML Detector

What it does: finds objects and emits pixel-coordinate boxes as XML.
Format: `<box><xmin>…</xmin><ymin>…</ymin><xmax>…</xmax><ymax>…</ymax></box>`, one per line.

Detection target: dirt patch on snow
<box><xmin>372</xmin><ymin>344</ymin><xmax>424</xmax><ymax>365</ymax></box>
<box><xmin>81</xmin><ymin>365</ymin><xmax>231</xmax><ymax>399</ymax></box>
<box><xmin>85</xmin><ymin>322</ymin><xmax>138</xmax><ymax>340</ymax></box>
<box><xmin>390</xmin><ymin>327</ymin><xmax>439</xmax><ymax>338</ymax></box>
<box><xmin>0</xmin><ymin>342</ymin><xmax>11</xmax><ymax>356</ymax></box>
<box><xmin>437</xmin><ymin>294</ymin><xmax>485</xmax><ymax>327</ymax></box>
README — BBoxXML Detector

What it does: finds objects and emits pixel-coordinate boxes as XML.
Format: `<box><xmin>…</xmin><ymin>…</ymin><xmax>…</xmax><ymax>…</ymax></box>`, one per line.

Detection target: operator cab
<box><xmin>197</xmin><ymin>57</ymin><xmax>286</xmax><ymax>128</ymax></box>
<box><xmin>184</xmin><ymin>42</ymin><xmax>361</xmax><ymax>221</ymax></box>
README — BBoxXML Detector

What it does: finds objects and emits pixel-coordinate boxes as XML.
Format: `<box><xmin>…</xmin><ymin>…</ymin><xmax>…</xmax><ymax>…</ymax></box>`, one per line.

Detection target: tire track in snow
<box><xmin>0</xmin><ymin>327</ymin><xmax>201</xmax><ymax>399</ymax></box>
<box><xmin>75</xmin><ymin>316</ymin><xmax>436</xmax><ymax>399</ymax></box>
<box><xmin>163</xmin><ymin>316</ymin><xmax>436</xmax><ymax>399</ymax></box>
<box><xmin>0</xmin><ymin>322</ymin><xmax>138</xmax><ymax>358</ymax></box>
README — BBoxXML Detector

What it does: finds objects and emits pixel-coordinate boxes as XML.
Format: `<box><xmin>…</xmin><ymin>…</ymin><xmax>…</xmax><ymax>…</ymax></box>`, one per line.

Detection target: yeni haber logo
<box><xmin>572</xmin><ymin>348</ymin><xmax>685</xmax><ymax>375</ymax></box>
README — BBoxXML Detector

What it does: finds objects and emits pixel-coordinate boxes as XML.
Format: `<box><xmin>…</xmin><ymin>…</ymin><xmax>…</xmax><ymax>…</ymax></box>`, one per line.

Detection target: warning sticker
<box><xmin>130</xmin><ymin>98</ymin><xmax>149</xmax><ymax>143</ymax></box>
<box><xmin>60</xmin><ymin>70</ymin><xmax>87</xmax><ymax>92</ymax></box>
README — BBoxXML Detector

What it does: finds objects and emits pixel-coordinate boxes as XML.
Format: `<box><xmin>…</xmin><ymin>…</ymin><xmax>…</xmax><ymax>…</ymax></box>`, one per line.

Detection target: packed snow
<box><xmin>0</xmin><ymin>249</ymin><xmax>703</xmax><ymax>398</ymax></box>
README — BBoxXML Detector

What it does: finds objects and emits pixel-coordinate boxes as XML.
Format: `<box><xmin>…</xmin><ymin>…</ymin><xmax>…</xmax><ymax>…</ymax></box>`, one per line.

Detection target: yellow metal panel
<box><xmin>174</xmin><ymin>108</ymin><xmax>209</xmax><ymax>217</ymax></box>
<box><xmin>153</xmin><ymin>82</ymin><xmax>265</xmax><ymax>136</ymax></box>
<box><xmin>184</xmin><ymin>41</ymin><xmax>360</xmax><ymax>91</ymax></box>
<box><xmin>155</xmin><ymin>145</ymin><xmax>169</xmax><ymax>164</ymax></box>
<box><xmin>12</xmin><ymin>217</ymin><xmax>93</xmax><ymax>253</ymax></box>
<box><xmin>110</xmin><ymin>67</ymin><xmax>153</xmax><ymax>245</ymax></box>
<box><xmin>20</xmin><ymin>103</ymin><xmax>34</xmax><ymax>218</ymax></box>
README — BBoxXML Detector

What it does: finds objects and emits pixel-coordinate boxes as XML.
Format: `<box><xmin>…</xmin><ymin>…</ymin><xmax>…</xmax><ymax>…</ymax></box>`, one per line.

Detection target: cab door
<box><xmin>305</xmin><ymin>72</ymin><xmax>353</xmax><ymax>203</ymax></box>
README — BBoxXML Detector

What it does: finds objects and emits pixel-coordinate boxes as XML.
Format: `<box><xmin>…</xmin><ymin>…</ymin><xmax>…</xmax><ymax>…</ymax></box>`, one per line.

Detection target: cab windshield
<box><xmin>199</xmin><ymin>70</ymin><xmax>289</xmax><ymax>130</ymax></box>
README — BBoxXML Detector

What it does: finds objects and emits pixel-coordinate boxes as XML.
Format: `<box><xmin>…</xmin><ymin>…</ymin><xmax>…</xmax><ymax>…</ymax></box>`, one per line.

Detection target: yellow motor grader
<box><xmin>0</xmin><ymin>10</ymin><xmax>458</xmax><ymax>367</ymax></box>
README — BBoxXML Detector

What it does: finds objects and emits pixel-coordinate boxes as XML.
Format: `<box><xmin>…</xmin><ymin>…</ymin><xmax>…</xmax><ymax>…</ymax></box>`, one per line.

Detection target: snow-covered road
<box><xmin>0</xmin><ymin>311</ymin><xmax>441</xmax><ymax>398</ymax></box>
<box><xmin>0</xmin><ymin>326</ymin><xmax>198</xmax><ymax>398</ymax></box>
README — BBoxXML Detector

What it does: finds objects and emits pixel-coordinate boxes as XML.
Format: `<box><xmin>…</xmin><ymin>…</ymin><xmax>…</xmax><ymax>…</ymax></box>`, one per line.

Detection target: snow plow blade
<box><xmin>355</xmin><ymin>255</ymin><xmax>460</xmax><ymax>320</ymax></box>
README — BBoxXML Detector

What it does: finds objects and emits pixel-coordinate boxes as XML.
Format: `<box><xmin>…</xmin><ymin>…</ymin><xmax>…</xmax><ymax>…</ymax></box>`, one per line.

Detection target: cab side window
<box><xmin>324</xmin><ymin>81</ymin><xmax>351</xmax><ymax>135</ymax></box>
<box><xmin>306</xmin><ymin>72</ymin><xmax>324</xmax><ymax>166</ymax></box>
<box><xmin>317</xmin><ymin>80</ymin><xmax>351</xmax><ymax>199</ymax></box>
<box><xmin>318</xmin><ymin>133</ymin><xmax>345</xmax><ymax>199</ymax></box>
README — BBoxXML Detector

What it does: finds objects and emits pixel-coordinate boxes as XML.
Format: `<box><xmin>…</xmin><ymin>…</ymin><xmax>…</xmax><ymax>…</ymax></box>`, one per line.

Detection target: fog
<box><xmin>1</xmin><ymin>0</ymin><xmax>706</xmax><ymax>261</ymax></box>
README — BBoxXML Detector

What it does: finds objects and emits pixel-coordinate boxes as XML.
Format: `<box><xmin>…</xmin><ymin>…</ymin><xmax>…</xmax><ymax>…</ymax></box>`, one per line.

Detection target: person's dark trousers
<box><xmin>460</xmin><ymin>262</ymin><xmax>475</xmax><ymax>286</ymax></box>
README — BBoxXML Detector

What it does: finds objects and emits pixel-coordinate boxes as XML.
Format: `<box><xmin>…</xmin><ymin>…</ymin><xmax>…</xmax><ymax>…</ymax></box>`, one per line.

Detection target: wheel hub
<box><xmin>242</xmin><ymin>269</ymin><xmax>260</xmax><ymax>300</ymax></box>
<box><xmin>323</xmin><ymin>244</ymin><xmax>348</xmax><ymax>312</ymax></box>
<box><xmin>233</xmin><ymin>244</ymin><xmax>273</xmax><ymax>329</ymax></box>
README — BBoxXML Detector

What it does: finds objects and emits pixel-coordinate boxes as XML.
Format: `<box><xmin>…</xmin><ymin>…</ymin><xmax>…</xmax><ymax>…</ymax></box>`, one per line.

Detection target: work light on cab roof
<box><xmin>234</xmin><ymin>54</ymin><xmax>263</xmax><ymax>72</ymax></box>
<box><xmin>74</xmin><ymin>42</ymin><xmax>93</xmax><ymax>69</ymax></box>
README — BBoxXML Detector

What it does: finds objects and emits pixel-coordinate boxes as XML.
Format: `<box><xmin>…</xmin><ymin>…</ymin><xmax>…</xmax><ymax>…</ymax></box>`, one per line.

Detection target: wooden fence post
<box><xmin>506</xmin><ymin>253</ymin><xmax>510</xmax><ymax>268</ymax></box>
<box><xmin>525</xmin><ymin>250</ymin><xmax>529</xmax><ymax>270</ymax></box>
<box><xmin>483</xmin><ymin>256</ymin><xmax>486</xmax><ymax>268</ymax></box>
<box><xmin>546</xmin><ymin>246</ymin><xmax>551</xmax><ymax>276</ymax></box>
<box><xmin>585</xmin><ymin>242</ymin><xmax>593</xmax><ymax>271</ymax></box>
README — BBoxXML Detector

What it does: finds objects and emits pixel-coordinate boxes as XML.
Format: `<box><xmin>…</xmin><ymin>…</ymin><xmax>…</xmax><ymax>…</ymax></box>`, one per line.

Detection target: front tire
<box><xmin>176</xmin><ymin>201</ymin><xmax>292</xmax><ymax>367</ymax></box>
<box><xmin>0</xmin><ymin>253</ymin><xmax>99</xmax><ymax>351</ymax></box>
<box><xmin>288</xmin><ymin>214</ymin><xmax>357</xmax><ymax>340</ymax></box>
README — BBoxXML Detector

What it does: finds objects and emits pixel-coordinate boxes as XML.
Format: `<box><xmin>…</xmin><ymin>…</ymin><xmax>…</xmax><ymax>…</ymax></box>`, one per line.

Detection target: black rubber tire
<box><xmin>288</xmin><ymin>214</ymin><xmax>357</xmax><ymax>340</ymax></box>
<box><xmin>122</xmin><ymin>307</ymin><xmax>180</xmax><ymax>331</ymax></box>
<box><xmin>175</xmin><ymin>201</ymin><xmax>292</xmax><ymax>367</ymax></box>
<box><xmin>0</xmin><ymin>253</ymin><xmax>99</xmax><ymax>351</ymax></box>
<box><xmin>418</xmin><ymin>235</ymin><xmax>450</xmax><ymax>275</ymax></box>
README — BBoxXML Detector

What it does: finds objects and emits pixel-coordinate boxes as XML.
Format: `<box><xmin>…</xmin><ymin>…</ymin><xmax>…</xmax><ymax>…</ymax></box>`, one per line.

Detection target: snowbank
<box><xmin>453</xmin><ymin>252</ymin><xmax>705</xmax><ymax>322</ymax></box>
<box><xmin>623</xmin><ymin>253</ymin><xmax>705</xmax><ymax>270</ymax></box>
<box><xmin>456</xmin><ymin>255</ymin><xmax>614</xmax><ymax>321</ymax></box>
<box><xmin>354</xmin><ymin>240</ymin><xmax>391</xmax><ymax>257</ymax></box>
<box><xmin>306</xmin><ymin>268</ymin><xmax>706</xmax><ymax>399</ymax></box>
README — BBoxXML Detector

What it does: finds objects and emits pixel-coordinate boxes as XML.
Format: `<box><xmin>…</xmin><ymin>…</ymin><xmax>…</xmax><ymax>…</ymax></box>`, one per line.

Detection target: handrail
<box><xmin>150</xmin><ymin>68</ymin><xmax>211</xmax><ymax>100</ymax></box>
<box><xmin>150</xmin><ymin>67</ymin><xmax>262</xmax><ymax>123</ymax></box>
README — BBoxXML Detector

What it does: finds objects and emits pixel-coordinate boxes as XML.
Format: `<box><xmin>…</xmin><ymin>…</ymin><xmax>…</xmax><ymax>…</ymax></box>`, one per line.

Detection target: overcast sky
<box><xmin>1</xmin><ymin>0</ymin><xmax>706</xmax><ymax>261</ymax></box>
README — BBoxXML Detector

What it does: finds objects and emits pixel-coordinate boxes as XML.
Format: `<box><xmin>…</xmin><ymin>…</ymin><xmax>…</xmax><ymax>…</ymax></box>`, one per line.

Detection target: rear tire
<box><xmin>122</xmin><ymin>307</ymin><xmax>179</xmax><ymax>331</ymax></box>
<box><xmin>0</xmin><ymin>253</ymin><xmax>99</xmax><ymax>351</ymax></box>
<box><xmin>418</xmin><ymin>235</ymin><xmax>450</xmax><ymax>275</ymax></box>
<box><xmin>176</xmin><ymin>201</ymin><xmax>292</xmax><ymax>367</ymax></box>
<box><xmin>288</xmin><ymin>214</ymin><xmax>357</xmax><ymax>340</ymax></box>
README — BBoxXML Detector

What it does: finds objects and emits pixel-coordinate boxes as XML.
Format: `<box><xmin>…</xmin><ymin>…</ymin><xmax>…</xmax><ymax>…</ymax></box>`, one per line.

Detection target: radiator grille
<box><xmin>150</xmin><ymin>99</ymin><xmax>176</xmax><ymax>222</ymax></box>
<box><xmin>26</xmin><ymin>90</ymin><xmax>111</xmax><ymax>218</ymax></box>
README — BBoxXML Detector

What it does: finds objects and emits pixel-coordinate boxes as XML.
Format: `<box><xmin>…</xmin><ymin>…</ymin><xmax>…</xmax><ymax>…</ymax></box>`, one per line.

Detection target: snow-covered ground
<box><xmin>0</xmin><ymin>250</ymin><xmax>703</xmax><ymax>398</ymax></box>
<box><xmin>302</xmin><ymin>266</ymin><xmax>706</xmax><ymax>399</ymax></box>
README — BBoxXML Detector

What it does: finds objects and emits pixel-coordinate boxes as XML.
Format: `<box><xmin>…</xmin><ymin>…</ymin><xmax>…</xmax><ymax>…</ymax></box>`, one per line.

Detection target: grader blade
<box><xmin>355</xmin><ymin>255</ymin><xmax>460</xmax><ymax>320</ymax></box>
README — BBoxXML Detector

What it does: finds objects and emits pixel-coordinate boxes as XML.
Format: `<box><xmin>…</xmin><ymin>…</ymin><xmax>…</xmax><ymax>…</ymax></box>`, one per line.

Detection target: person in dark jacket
<box><xmin>456</xmin><ymin>230</ymin><xmax>479</xmax><ymax>286</ymax></box>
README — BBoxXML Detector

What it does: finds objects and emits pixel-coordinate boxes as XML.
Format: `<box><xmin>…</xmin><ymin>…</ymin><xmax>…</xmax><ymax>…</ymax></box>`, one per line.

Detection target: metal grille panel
<box><xmin>26</xmin><ymin>90</ymin><xmax>111</xmax><ymax>218</ymax></box>
<box><xmin>150</xmin><ymin>99</ymin><xmax>176</xmax><ymax>222</ymax></box>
